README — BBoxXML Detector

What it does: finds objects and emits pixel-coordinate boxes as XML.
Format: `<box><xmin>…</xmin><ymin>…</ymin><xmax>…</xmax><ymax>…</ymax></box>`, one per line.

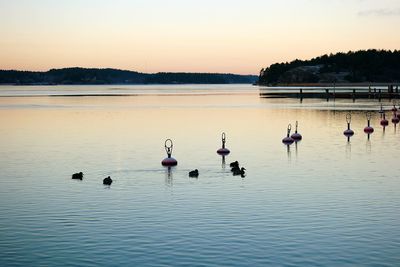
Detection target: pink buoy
<box><xmin>363</xmin><ymin>112</ymin><xmax>374</xmax><ymax>134</ymax></box>
<box><xmin>161</xmin><ymin>139</ymin><xmax>178</xmax><ymax>166</ymax></box>
<box><xmin>217</xmin><ymin>132</ymin><xmax>230</xmax><ymax>155</ymax></box>
<box><xmin>162</xmin><ymin>157</ymin><xmax>178</xmax><ymax>166</ymax></box>
<box><xmin>282</xmin><ymin>124</ymin><xmax>294</xmax><ymax>145</ymax></box>
<box><xmin>364</xmin><ymin>127</ymin><xmax>374</xmax><ymax>133</ymax></box>
<box><xmin>380</xmin><ymin>113</ymin><xmax>389</xmax><ymax>126</ymax></box>
<box><xmin>343</xmin><ymin>113</ymin><xmax>354</xmax><ymax>137</ymax></box>
<box><xmin>392</xmin><ymin>109</ymin><xmax>400</xmax><ymax>125</ymax></box>
<box><xmin>290</xmin><ymin>121</ymin><xmax>302</xmax><ymax>141</ymax></box>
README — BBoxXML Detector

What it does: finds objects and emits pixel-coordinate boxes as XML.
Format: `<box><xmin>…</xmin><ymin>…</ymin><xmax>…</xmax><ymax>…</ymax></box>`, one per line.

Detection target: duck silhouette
<box><xmin>231</xmin><ymin>165</ymin><xmax>240</xmax><ymax>172</ymax></box>
<box><xmin>232</xmin><ymin>167</ymin><xmax>246</xmax><ymax>176</ymax></box>
<box><xmin>72</xmin><ymin>172</ymin><xmax>83</xmax><ymax>180</ymax></box>
<box><xmin>229</xmin><ymin>161</ymin><xmax>239</xmax><ymax>168</ymax></box>
<box><xmin>189</xmin><ymin>169</ymin><xmax>199</xmax><ymax>178</ymax></box>
<box><xmin>103</xmin><ymin>176</ymin><xmax>113</xmax><ymax>185</ymax></box>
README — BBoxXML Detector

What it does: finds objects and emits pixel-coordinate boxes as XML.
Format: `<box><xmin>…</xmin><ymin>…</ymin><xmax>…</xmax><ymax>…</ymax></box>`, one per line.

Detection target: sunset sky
<box><xmin>0</xmin><ymin>0</ymin><xmax>399</xmax><ymax>74</ymax></box>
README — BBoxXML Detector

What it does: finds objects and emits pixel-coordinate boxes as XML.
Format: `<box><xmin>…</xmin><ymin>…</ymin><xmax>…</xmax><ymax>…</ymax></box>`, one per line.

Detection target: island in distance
<box><xmin>258</xmin><ymin>49</ymin><xmax>400</xmax><ymax>86</ymax></box>
<box><xmin>0</xmin><ymin>68</ymin><xmax>258</xmax><ymax>85</ymax></box>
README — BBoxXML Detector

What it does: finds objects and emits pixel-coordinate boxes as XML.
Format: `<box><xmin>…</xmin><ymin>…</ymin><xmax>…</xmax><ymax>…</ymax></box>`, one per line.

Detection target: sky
<box><xmin>0</xmin><ymin>0</ymin><xmax>399</xmax><ymax>74</ymax></box>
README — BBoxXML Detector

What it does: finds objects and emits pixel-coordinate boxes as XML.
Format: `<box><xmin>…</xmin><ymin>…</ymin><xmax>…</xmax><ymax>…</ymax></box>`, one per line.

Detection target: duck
<box><xmin>189</xmin><ymin>169</ymin><xmax>199</xmax><ymax>178</ymax></box>
<box><xmin>103</xmin><ymin>176</ymin><xmax>113</xmax><ymax>185</ymax></box>
<box><xmin>229</xmin><ymin>161</ymin><xmax>239</xmax><ymax>168</ymax></box>
<box><xmin>231</xmin><ymin>165</ymin><xmax>240</xmax><ymax>172</ymax></box>
<box><xmin>72</xmin><ymin>172</ymin><xmax>83</xmax><ymax>180</ymax></box>
<box><xmin>232</xmin><ymin>167</ymin><xmax>246</xmax><ymax>176</ymax></box>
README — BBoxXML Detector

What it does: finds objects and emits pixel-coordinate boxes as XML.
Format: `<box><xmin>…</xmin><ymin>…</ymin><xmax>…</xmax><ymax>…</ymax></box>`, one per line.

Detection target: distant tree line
<box><xmin>0</xmin><ymin>68</ymin><xmax>257</xmax><ymax>85</ymax></box>
<box><xmin>258</xmin><ymin>49</ymin><xmax>400</xmax><ymax>85</ymax></box>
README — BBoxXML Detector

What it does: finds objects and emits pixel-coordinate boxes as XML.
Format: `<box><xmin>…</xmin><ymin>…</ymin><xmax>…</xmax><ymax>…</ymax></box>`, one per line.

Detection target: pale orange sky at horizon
<box><xmin>1</xmin><ymin>0</ymin><xmax>400</xmax><ymax>75</ymax></box>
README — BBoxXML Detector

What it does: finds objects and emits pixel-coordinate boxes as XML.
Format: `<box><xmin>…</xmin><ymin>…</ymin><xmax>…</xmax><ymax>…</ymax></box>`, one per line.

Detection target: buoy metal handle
<box><xmin>346</xmin><ymin>113</ymin><xmax>351</xmax><ymax>130</ymax></box>
<box><xmin>287</xmin><ymin>124</ymin><xmax>292</xmax><ymax>137</ymax></box>
<box><xmin>366</xmin><ymin>112</ymin><xmax>372</xmax><ymax>127</ymax></box>
<box><xmin>221</xmin><ymin>132</ymin><xmax>226</xmax><ymax>148</ymax></box>
<box><xmin>165</xmin><ymin>139</ymin><xmax>173</xmax><ymax>158</ymax></box>
<box><xmin>346</xmin><ymin>113</ymin><xmax>352</xmax><ymax>123</ymax></box>
<box><xmin>295</xmin><ymin>121</ymin><xmax>298</xmax><ymax>133</ymax></box>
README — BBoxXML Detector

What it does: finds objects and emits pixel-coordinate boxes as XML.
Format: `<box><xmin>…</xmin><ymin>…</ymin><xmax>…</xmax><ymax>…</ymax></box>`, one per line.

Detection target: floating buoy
<box><xmin>291</xmin><ymin>121</ymin><xmax>302</xmax><ymax>141</ymax></box>
<box><xmin>343</xmin><ymin>113</ymin><xmax>354</xmax><ymax>136</ymax></box>
<box><xmin>217</xmin><ymin>132</ymin><xmax>230</xmax><ymax>155</ymax></box>
<box><xmin>282</xmin><ymin>124</ymin><xmax>294</xmax><ymax>145</ymax></box>
<box><xmin>161</xmin><ymin>139</ymin><xmax>178</xmax><ymax>166</ymax></box>
<box><xmin>380</xmin><ymin>113</ymin><xmax>389</xmax><ymax>126</ymax></box>
<box><xmin>363</xmin><ymin>112</ymin><xmax>374</xmax><ymax>134</ymax></box>
<box><xmin>392</xmin><ymin>112</ymin><xmax>399</xmax><ymax>124</ymax></box>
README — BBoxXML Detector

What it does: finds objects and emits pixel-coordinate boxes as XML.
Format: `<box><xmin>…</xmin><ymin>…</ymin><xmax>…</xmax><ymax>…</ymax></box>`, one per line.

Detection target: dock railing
<box><xmin>259</xmin><ymin>85</ymin><xmax>399</xmax><ymax>101</ymax></box>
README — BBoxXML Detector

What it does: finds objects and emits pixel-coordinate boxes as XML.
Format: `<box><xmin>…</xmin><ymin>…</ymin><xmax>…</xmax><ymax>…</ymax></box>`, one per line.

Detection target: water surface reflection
<box><xmin>0</xmin><ymin>85</ymin><xmax>400</xmax><ymax>266</ymax></box>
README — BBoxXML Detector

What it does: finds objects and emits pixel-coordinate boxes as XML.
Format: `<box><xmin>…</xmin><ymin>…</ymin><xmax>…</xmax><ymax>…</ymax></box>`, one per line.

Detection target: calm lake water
<box><xmin>0</xmin><ymin>84</ymin><xmax>399</xmax><ymax>266</ymax></box>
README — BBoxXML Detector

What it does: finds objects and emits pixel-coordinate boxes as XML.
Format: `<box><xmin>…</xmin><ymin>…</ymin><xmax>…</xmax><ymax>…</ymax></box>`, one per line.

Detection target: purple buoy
<box><xmin>291</xmin><ymin>121</ymin><xmax>302</xmax><ymax>141</ymax></box>
<box><xmin>380</xmin><ymin>113</ymin><xmax>389</xmax><ymax>126</ymax></box>
<box><xmin>217</xmin><ymin>132</ymin><xmax>230</xmax><ymax>155</ymax></box>
<box><xmin>363</xmin><ymin>112</ymin><xmax>374</xmax><ymax>134</ymax></box>
<box><xmin>392</xmin><ymin>112</ymin><xmax>399</xmax><ymax>124</ymax></box>
<box><xmin>392</xmin><ymin>101</ymin><xmax>400</xmax><ymax>124</ymax></box>
<box><xmin>282</xmin><ymin>124</ymin><xmax>294</xmax><ymax>145</ymax></box>
<box><xmin>161</xmin><ymin>139</ymin><xmax>178</xmax><ymax>166</ymax></box>
<box><xmin>343</xmin><ymin>113</ymin><xmax>354</xmax><ymax>137</ymax></box>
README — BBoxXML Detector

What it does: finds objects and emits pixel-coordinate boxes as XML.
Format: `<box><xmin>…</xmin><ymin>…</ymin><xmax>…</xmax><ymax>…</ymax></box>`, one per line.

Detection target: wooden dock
<box><xmin>259</xmin><ymin>85</ymin><xmax>400</xmax><ymax>101</ymax></box>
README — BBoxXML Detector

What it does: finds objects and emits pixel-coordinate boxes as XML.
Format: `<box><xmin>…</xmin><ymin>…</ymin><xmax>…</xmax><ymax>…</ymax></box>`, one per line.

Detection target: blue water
<box><xmin>0</xmin><ymin>85</ymin><xmax>399</xmax><ymax>266</ymax></box>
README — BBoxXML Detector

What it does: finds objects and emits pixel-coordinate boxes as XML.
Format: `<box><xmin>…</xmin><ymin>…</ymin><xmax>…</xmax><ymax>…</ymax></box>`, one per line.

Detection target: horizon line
<box><xmin>0</xmin><ymin>67</ymin><xmax>258</xmax><ymax>76</ymax></box>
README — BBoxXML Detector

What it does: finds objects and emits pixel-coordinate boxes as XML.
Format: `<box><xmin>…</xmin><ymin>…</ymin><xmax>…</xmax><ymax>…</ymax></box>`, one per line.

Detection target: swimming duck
<box><xmin>103</xmin><ymin>176</ymin><xmax>113</xmax><ymax>185</ymax></box>
<box><xmin>232</xmin><ymin>167</ymin><xmax>246</xmax><ymax>176</ymax></box>
<box><xmin>189</xmin><ymin>169</ymin><xmax>199</xmax><ymax>178</ymax></box>
<box><xmin>72</xmin><ymin>172</ymin><xmax>83</xmax><ymax>180</ymax></box>
<box><xmin>231</xmin><ymin>165</ymin><xmax>240</xmax><ymax>172</ymax></box>
<box><xmin>229</xmin><ymin>161</ymin><xmax>239</xmax><ymax>168</ymax></box>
